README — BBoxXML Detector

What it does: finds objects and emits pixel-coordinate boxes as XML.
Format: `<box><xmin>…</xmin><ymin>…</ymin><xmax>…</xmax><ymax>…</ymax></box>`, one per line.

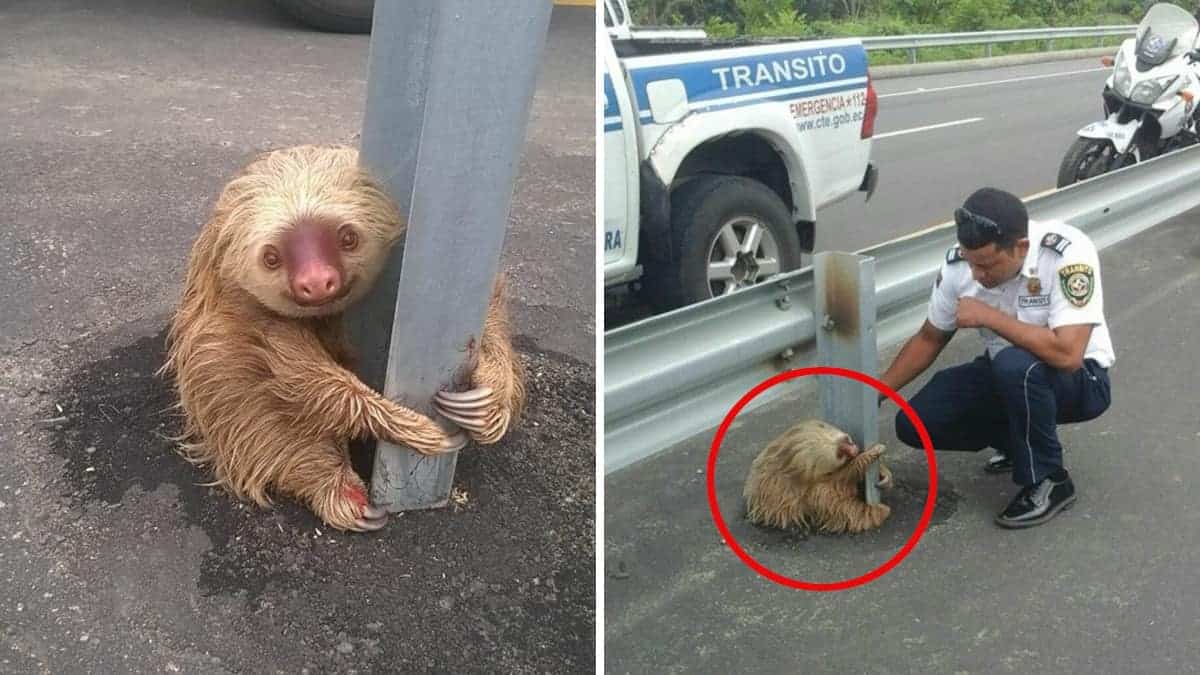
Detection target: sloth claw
<box><xmin>434</xmin><ymin>389</ymin><xmax>498</xmax><ymax>421</ymax></box>
<box><xmin>435</xmin><ymin>387</ymin><xmax>494</xmax><ymax>405</ymax></box>
<box><xmin>434</xmin><ymin>385</ymin><xmax>513</xmax><ymax>445</ymax></box>
<box><xmin>352</xmin><ymin>515</ymin><xmax>388</xmax><ymax>532</ymax></box>
<box><xmin>434</xmin><ymin>387</ymin><xmax>499</xmax><ymax>437</ymax></box>
<box><xmin>436</xmin><ymin>398</ymin><xmax>493</xmax><ymax>413</ymax></box>
<box><xmin>439</xmin><ymin>431</ymin><xmax>469</xmax><ymax>452</ymax></box>
<box><xmin>437</xmin><ymin>409</ymin><xmax>490</xmax><ymax>433</ymax></box>
<box><xmin>331</xmin><ymin>481</ymin><xmax>389</xmax><ymax>532</ymax></box>
<box><xmin>361</xmin><ymin>503</ymin><xmax>387</xmax><ymax>520</ymax></box>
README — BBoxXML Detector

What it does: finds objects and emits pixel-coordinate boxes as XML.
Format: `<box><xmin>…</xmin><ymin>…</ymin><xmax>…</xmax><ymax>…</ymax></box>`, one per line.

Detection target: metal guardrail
<box><xmin>862</xmin><ymin>25</ymin><xmax>1136</xmax><ymax>62</ymax></box>
<box><xmin>612</xmin><ymin>22</ymin><xmax>1135</xmax><ymax>63</ymax></box>
<box><xmin>604</xmin><ymin>143</ymin><xmax>1200</xmax><ymax>474</ymax></box>
<box><xmin>862</xmin><ymin>25</ymin><xmax>1135</xmax><ymax>50</ymax></box>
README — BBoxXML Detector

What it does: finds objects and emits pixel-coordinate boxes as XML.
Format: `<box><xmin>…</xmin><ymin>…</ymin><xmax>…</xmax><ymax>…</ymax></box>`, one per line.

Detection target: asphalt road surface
<box><xmin>0</xmin><ymin>2</ymin><xmax>594</xmax><ymax>673</ymax></box>
<box><xmin>605</xmin><ymin>211</ymin><xmax>1200</xmax><ymax>672</ymax></box>
<box><xmin>821</xmin><ymin>57</ymin><xmax>1112</xmax><ymax>253</ymax></box>
<box><xmin>605</xmin><ymin>57</ymin><xmax>1113</xmax><ymax>329</ymax></box>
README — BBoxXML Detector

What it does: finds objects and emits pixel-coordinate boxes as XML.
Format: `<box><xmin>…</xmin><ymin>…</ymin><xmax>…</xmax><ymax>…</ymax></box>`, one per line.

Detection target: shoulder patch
<box><xmin>1059</xmin><ymin>263</ymin><xmax>1094</xmax><ymax>307</ymax></box>
<box><xmin>1041</xmin><ymin>232</ymin><xmax>1071</xmax><ymax>255</ymax></box>
<box><xmin>946</xmin><ymin>246</ymin><xmax>964</xmax><ymax>264</ymax></box>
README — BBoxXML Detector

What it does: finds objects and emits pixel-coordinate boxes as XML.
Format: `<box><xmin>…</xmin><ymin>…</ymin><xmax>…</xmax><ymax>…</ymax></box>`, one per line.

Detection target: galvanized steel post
<box><xmin>814</xmin><ymin>252</ymin><xmax>881</xmax><ymax>505</ymax></box>
<box><xmin>346</xmin><ymin>0</ymin><xmax>552</xmax><ymax>511</ymax></box>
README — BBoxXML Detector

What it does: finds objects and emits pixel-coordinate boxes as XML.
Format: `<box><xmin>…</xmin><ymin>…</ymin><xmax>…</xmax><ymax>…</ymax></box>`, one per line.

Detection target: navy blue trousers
<box><xmin>894</xmin><ymin>347</ymin><xmax>1112</xmax><ymax>486</ymax></box>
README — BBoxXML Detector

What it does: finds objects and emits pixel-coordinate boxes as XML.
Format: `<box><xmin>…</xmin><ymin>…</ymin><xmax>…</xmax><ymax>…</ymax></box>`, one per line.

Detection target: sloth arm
<box><xmin>435</xmin><ymin>276</ymin><xmax>526</xmax><ymax>443</ymax></box>
<box><xmin>879</xmin><ymin>320</ymin><xmax>953</xmax><ymax>402</ymax></box>
<box><xmin>261</xmin><ymin>323</ymin><xmax>461</xmax><ymax>454</ymax></box>
<box><xmin>844</xmin><ymin>444</ymin><xmax>885</xmax><ymax>480</ymax></box>
<box><xmin>475</xmin><ymin>284</ymin><xmax>524</xmax><ymax>410</ymax></box>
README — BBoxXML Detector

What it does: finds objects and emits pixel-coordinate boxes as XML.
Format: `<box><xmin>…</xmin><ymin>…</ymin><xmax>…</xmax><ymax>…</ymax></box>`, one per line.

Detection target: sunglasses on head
<box><xmin>954</xmin><ymin>207</ymin><xmax>1003</xmax><ymax>236</ymax></box>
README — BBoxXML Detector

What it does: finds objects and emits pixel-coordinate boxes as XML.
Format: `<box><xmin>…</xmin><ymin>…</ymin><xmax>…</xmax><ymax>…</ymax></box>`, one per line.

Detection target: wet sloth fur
<box><xmin>161</xmin><ymin>145</ymin><xmax>525</xmax><ymax>533</ymax></box>
<box><xmin>743</xmin><ymin>420</ymin><xmax>894</xmax><ymax>534</ymax></box>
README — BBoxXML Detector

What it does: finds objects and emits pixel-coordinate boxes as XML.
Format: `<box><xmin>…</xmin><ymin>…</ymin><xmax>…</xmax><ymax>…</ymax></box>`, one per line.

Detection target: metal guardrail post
<box><xmin>814</xmin><ymin>252</ymin><xmax>880</xmax><ymax>505</ymax></box>
<box><xmin>346</xmin><ymin>1</ymin><xmax>552</xmax><ymax>511</ymax></box>
<box><xmin>908</xmin><ymin>47</ymin><xmax>917</xmax><ymax>64</ymax></box>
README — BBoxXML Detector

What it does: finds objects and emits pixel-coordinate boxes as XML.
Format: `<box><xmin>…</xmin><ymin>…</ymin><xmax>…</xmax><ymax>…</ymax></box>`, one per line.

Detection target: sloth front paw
<box><xmin>877</xmin><ymin>461</ymin><xmax>895</xmax><ymax>490</ymax></box>
<box><xmin>313</xmin><ymin>469</ymin><xmax>388</xmax><ymax>533</ymax></box>
<box><xmin>434</xmin><ymin>386</ymin><xmax>514</xmax><ymax>445</ymax></box>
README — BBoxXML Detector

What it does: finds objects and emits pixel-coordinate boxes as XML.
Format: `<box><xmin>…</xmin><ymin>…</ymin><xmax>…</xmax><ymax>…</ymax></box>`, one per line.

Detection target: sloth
<box><xmin>161</xmin><ymin>144</ymin><xmax>525</xmax><ymax>532</ymax></box>
<box><xmin>743</xmin><ymin>419</ymin><xmax>893</xmax><ymax>534</ymax></box>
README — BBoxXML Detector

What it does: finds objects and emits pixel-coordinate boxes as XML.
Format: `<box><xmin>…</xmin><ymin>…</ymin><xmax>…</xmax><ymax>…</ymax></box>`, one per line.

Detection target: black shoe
<box><xmin>984</xmin><ymin>452</ymin><xmax>1012</xmax><ymax>474</ymax></box>
<box><xmin>994</xmin><ymin>476</ymin><xmax>1076</xmax><ymax>529</ymax></box>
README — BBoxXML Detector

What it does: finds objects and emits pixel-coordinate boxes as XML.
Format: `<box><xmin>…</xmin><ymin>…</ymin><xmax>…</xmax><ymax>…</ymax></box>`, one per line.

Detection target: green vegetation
<box><xmin>626</xmin><ymin>0</ymin><xmax>1193</xmax><ymax>64</ymax></box>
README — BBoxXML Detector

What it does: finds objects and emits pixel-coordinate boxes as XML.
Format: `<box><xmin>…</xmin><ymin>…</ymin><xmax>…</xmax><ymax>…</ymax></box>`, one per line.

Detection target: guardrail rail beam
<box><xmin>605</xmin><ymin>143</ymin><xmax>1200</xmax><ymax>475</ymax></box>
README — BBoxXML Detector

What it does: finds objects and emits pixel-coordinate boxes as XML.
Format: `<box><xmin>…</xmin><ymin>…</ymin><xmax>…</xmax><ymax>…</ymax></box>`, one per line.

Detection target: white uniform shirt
<box><xmin>927</xmin><ymin>219</ymin><xmax>1115</xmax><ymax>369</ymax></box>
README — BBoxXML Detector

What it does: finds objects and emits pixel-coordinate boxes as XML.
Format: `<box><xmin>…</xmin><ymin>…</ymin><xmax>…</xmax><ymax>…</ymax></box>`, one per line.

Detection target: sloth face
<box><xmin>216</xmin><ymin>146</ymin><xmax>403</xmax><ymax>318</ymax></box>
<box><xmin>778</xmin><ymin>420</ymin><xmax>859</xmax><ymax>478</ymax></box>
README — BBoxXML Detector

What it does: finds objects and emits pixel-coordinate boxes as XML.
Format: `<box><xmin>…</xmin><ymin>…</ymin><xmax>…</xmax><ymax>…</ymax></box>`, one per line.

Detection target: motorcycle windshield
<box><xmin>1135</xmin><ymin>3</ymin><xmax>1198</xmax><ymax>66</ymax></box>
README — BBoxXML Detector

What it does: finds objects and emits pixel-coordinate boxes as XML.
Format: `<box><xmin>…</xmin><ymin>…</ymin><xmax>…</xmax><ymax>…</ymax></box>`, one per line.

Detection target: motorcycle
<box><xmin>1057</xmin><ymin>2</ymin><xmax>1200</xmax><ymax>188</ymax></box>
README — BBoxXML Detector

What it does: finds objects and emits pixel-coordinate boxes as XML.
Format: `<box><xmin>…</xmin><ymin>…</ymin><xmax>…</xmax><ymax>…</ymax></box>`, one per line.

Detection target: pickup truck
<box><xmin>602</xmin><ymin>0</ymin><xmax>879</xmax><ymax>311</ymax></box>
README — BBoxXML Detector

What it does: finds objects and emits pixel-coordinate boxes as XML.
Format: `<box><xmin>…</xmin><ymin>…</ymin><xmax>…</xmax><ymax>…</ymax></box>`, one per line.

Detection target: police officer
<box><xmin>879</xmin><ymin>187</ymin><xmax>1114</xmax><ymax>529</ymax></box>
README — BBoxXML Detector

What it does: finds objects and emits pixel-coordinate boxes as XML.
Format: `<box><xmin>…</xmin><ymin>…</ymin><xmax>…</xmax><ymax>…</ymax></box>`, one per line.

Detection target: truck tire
<box><xmin>646</xmin><ymin>175</ymin><xmax>802</xmax><ymax>311</ymax></box>
<box><xmin>274</xmin><ymin>0</ymin><xmax>373</xmax><ymax>34</ymax></box>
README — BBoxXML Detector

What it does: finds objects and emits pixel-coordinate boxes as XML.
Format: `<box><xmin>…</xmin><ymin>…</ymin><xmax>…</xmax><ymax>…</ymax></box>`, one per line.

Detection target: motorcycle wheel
<box><xmin>1056</xmin><ymin>137</ymin><xmax>1128</xmax><ymax>188</ymax></box>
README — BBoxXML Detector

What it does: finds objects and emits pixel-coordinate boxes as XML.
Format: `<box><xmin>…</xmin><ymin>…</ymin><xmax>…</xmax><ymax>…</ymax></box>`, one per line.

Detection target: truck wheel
<box><xmin>647</xmin><ymin>175</ymin><xmax>802</xmax><ymax>311</ymax></box>
<box><xmin>273</xmin><ymin>0</ymin><xmax>373</xmax><ymax>34</ymax></box>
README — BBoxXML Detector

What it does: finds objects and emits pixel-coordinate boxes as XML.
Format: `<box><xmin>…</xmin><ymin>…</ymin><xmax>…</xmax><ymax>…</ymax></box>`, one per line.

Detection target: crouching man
<box><xmin>879</xmin><ymin>187</ymin><xmax>1113</xmax><ymax>529</ymax></box>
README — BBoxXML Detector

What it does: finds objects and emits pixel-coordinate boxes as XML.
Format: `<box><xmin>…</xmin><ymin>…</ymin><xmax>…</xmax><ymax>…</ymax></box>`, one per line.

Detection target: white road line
<box><xmin>894</xmin><ymin>185</ymin><xmax>1061</xmax><ymax>239</ymax></box>
<box><xmin>892</xmin><ymin>183</ymin><xmax>1060</xmax><ymax>241</ymax></box>
<box><xmin>1022</xmin><ymin>186</ymin><xmax>1060</xmax><ymax>200</ymax></box>
<box><xmin>878</xmin><ymin>67</ymin><xmax>1109</xmax><ymax>99</ymax></box>
<box><xmin>875</xmin><ymin>117</ymin><xmax>984</xmax><ymax>139</ymax></box>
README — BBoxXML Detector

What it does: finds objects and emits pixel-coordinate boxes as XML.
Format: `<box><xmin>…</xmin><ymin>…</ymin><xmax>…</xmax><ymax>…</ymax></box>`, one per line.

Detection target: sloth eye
<box><xmin>262</xmin><ymin>246</ymin><xmax>282</xmax><ymax>270</ymax></box>
<box><xmin>338</xmin><ymin>225</ymin><xmax>359</xmax><ymax>251</ymax></box>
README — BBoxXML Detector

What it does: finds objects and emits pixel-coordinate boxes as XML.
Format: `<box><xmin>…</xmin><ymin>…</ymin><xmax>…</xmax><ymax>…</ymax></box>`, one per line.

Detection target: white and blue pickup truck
<box><xmin>602</xmin><ymin>0</ymin><xmax>879</xmax><ymax>311</ymax></box>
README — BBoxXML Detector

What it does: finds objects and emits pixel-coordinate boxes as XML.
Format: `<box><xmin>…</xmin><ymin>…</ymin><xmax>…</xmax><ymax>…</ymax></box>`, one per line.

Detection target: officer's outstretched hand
<box><xmin>956</xmin><ymin>297</ymin><xmax>992</xmax><ymax>329</ymax></box>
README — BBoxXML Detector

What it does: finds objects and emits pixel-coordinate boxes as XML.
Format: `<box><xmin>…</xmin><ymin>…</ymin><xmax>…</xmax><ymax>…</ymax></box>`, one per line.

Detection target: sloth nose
<box><xmin>292</xmin><ymin>265</ymin><xmax>342</xmax><ymax>305</ymax></box>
